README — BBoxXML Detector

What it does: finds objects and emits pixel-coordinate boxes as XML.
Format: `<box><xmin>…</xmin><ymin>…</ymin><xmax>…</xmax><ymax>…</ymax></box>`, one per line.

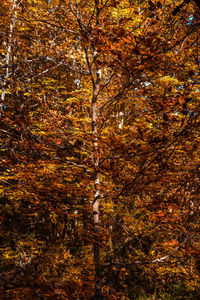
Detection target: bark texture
<box><xmin>92</xmin><ymin>66</ymin><xmax>102</xmax><ymax>299</ymax></box>
<box><xmin>0</xmin><ymin>0</ymin><xmax>17</xmax><ymax>113</ymax></box>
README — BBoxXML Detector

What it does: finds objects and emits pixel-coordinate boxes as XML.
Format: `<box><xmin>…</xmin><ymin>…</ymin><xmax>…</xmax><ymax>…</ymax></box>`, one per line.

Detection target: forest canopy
<box><xmin>0</xmin><ymin>0</ymin><xmax>199</xmax><ymax>299</ymax></box>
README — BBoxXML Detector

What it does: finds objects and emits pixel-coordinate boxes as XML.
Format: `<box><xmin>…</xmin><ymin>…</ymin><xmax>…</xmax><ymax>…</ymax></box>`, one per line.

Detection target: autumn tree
<box><xmin>0</xmin><ymin>0</ymin><xmax>199</xmax><ymax>299</ymax></box>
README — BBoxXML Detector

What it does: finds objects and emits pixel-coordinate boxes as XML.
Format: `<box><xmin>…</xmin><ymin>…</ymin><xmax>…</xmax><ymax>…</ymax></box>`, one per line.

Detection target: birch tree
<box><xmin>0</xmin><ymin>0</ymin><xmax>18</xmax><ymax>114</ymax></box>
<box><xmin>0</xmin><ymin>0</ymin><xmax>199</xmax><ymax>299</ymax></box>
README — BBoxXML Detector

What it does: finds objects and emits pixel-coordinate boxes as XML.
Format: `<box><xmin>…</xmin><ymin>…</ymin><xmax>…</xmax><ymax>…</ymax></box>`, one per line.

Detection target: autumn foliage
<box><xmin>0</xmin><ymin>0</ymin><xmax>200</xmax><ymax>299</ymax></box>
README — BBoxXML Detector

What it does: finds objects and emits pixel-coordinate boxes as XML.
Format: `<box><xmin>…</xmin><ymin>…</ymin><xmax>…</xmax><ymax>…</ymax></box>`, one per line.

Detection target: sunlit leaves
<box><xmin>0</xmin><ymin>0</ymin><xmax>199</xmax><ymax>299</ymax></box>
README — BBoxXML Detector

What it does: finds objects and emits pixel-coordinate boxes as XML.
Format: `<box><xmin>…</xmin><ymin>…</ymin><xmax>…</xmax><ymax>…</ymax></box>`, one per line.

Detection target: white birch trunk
<box><xmin>92</xmin><ymin>67</ymin><xmax>102</xmax><ymax>298</ymax></box>
<box><xmin>0</xmin><ymin>0</ymin><xmax>17</xmax><ymax>113</ymax></box>
<box><xmin>70</xmin><ymin>1</ymin><xmax>103</xmax><ymax>297</ymax></box>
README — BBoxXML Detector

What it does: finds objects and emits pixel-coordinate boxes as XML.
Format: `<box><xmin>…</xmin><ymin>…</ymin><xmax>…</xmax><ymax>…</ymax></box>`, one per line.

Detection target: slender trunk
<box><xmin>72</xmin><ymin>0</ymin><xmax>103</xmax><ymax>296</ymax></box>
<box><xmin>92</xmin><ymin>66</ymin><xmax>102</xmax><ymax>299</ymax></box>
<box><xmin>92</xmin><ymin>3</ymin><xmax>102</xmax><ymax>297</ymax></box>
<box><xmin>0</xmin><ymin>0</ymin><xmax>17</xmax><ymax>113</ymax></box>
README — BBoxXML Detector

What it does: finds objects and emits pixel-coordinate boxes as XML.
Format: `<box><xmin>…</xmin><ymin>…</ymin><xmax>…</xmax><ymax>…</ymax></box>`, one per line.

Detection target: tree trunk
<box><xmin>70</xmin><ymin>0</ymin><xmax>103</xmax><ymax>296</ymax></box>
<box><xmin>92</xmin><ymin>66</ymin><xmax>102</xmax><ymax>299</ymax></box>
<box><xmin>0</xmin><ymin>0</ymin><xmax>17</xmax><ymax>114</ymax></box>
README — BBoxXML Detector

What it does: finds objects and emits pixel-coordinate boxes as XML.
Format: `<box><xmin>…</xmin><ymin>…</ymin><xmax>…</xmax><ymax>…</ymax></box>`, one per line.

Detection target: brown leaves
<box><xmin>0</xmin><ymin>0</ymin><xmax>200</xmax><ymax>298</ymax></box>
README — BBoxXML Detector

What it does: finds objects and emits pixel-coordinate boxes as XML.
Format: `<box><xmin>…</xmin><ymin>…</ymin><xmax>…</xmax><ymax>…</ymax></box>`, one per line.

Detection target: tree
<box><xmin>0</xmin><ymin>0</ymin><xmax>199</xmax><ymax>298</ymax></box>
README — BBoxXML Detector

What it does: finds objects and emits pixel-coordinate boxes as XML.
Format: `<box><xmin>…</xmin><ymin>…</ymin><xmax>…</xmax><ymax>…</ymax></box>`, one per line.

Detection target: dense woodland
<box><xmin>0</xmin><ymin>0</ymin><xmax>200</xmax><ymax>299</ymax></box>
